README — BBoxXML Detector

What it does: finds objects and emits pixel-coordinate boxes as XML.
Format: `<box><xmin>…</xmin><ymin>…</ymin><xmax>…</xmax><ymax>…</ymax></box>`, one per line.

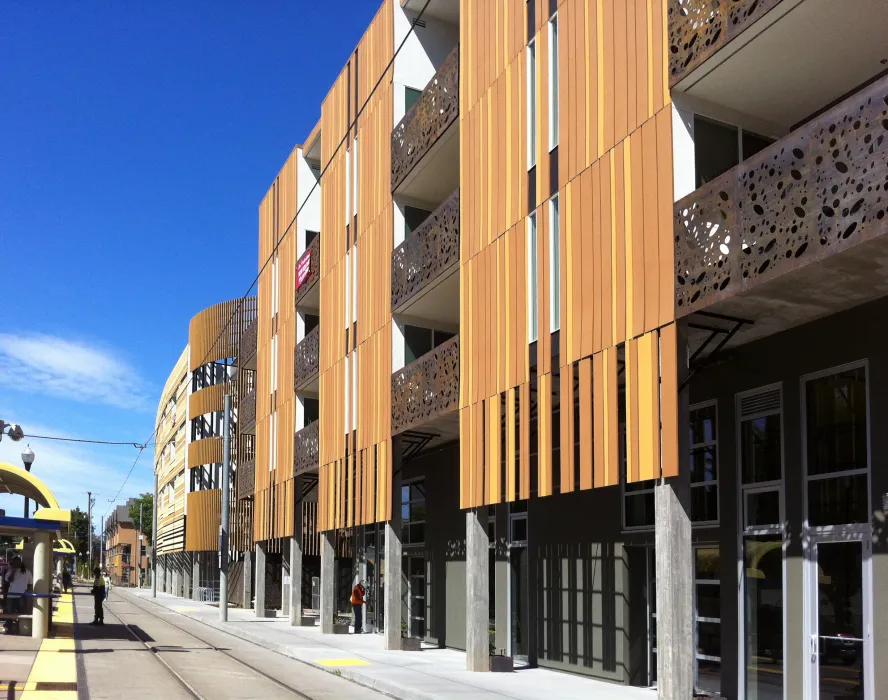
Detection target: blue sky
<box><xmin>0</xmin><ymin>1</ymin><xmax>380</xmax><ymax>519</ymax></box>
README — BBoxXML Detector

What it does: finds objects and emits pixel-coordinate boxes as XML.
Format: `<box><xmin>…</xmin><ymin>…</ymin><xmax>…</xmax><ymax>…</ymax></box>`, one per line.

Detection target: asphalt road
<box><xmin>73</xmin><ymin>584</ymin><xmax>385</xmax><ymax>700</ymax></box>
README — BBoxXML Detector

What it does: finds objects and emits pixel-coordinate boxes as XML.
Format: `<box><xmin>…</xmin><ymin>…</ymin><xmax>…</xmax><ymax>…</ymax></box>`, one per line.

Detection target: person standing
<box><xmin>91</xmin><ymin>567</ymin><xmax>105</xmax><ymax>625</ymax></box>
<box><xmin>103</xmin><ymin>570</ymin><xmax>111</xmax><ymax>601</ymax></box>
<box><xmin>350</xmin><ymin>579</ymin><xmax>366</xmax><ymax>634</ymax></box>
<box><xmin>61</xmin><ymin>566</ymin><xmax>72</xmax><ymax>594</ymax></box>
<box><xmin>3</xmin><ymin>557</ymin><xmax>32</xmax><ymax>633</ymax></box>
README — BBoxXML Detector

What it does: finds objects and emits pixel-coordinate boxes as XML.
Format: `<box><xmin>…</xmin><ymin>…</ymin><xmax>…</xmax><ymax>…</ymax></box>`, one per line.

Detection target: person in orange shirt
<box><xmin>350</xmin><ymin>580</ymin><xmax>366</xmax><ymax>633</ymax></box>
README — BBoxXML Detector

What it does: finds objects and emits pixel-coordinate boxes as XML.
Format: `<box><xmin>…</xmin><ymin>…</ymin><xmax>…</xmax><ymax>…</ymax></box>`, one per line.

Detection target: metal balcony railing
<box><xmin>668</xmin><ymin>0</ymin><xmax>783</xmax><ymax>86</ymax></box>
<box><xmin>239</xmin><ymin>389</ymin><xmax>256</xmax><ymax>432</ymax></box>
<box><xmin>294</xmin><ymin>420</ymin><xmax>319</xmax><ymax>476</ymax></box>
<box><xmin>391</xmin><ymin>43</ymin><xmax>459</xmax><ymax>191</ymax></box>
<box><xmin>392</xmin><ymin>188</ymin><xmax>460</xmax><ymax>311</ymax></box>
<box><xmin>392</xmin><ymin>335</ymin><xmax>459</xmax><ymax>434</ymax></box>
<box><xmin>674</xmin><ymin>74</ymin><xmax>888</xmax><ymax>315</ymax></box>
<box><xmin>296</xmin><ymin>235</ymin><xmax>321</xmax><ymax>305</ymax></box>
<box><xmin>294</xmin><ymin>325</ymin><xmax>320</xmax><ymax>390</ymax></box>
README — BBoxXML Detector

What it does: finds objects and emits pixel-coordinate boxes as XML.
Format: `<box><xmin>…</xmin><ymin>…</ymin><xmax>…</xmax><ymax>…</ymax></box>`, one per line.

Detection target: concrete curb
<box><xmin>123</xmin><ymin>590</ymin><xmax>439</xmax><ymax>700</ymax></box>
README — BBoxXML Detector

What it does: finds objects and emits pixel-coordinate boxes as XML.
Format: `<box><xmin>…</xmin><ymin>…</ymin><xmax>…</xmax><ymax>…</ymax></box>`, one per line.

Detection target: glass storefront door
<box><xmin>807</xmin><ymin>538</ymin><xmax>871</xmax><ymax>700</ymax></box>
<box><xmin>508</xmin><ymin>545</ymin><xmax>529</xmax><ymax>663</ymax></box>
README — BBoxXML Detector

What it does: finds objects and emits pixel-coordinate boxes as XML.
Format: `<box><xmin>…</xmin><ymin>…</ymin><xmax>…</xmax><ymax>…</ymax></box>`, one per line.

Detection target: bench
<box><xmin>0</xmin><ymin>613</ymin><xmax>34</xmax><ymax>635</ymax></box>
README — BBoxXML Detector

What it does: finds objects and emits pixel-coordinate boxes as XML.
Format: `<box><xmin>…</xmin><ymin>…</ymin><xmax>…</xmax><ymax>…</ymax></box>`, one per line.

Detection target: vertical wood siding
<box><xmin>459</xmin><ymin>0</ymin><xmax>678</xmax><ymax>508</ymax></box>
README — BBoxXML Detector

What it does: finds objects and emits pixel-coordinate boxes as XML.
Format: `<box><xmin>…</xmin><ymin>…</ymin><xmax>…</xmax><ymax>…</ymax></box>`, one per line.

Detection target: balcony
<box><xmin>294</xmin><ymin>324</ymin><xmax>320</xmax><ymax>392</ymax></box>
<box><xmin>668</xmin><ymin>0</ymin><xmax>785</xmax><ymax>87</ymax></box>
<box><xmin>392</xmin><ymin>334</ymin><xmax>459</xmax><ymax>435</ymax></box>
<box><xmin>295</xmin><ymin>234</ymin><xmax>320</xmax><ymax>310</ymax></box>
<box><xmin>391</xmin><ymin>43</ymin><xmax>459</xmax><ymax>199</ymax></box>
<box><xmin>675</xmin><ymin>74</ymin><xmax>888</xmax><ymax>344</ymax></box>
<box><xmin>237</xmin><ymin>457</ymin><xmax>255</xmax><ymax>499</ymax></box>
<box><xmin>294</xmin><ymin>420</ymin><xmax>319</xmax><ymax>476</ymax></box>
<box><xmin>392</xmin><ymin>188</ymin><xmax>460</xmax><ymax>316</ymax></box>
<box><xmin>239</xmin><ymin>389</ymin><xmax>256</xmax><ymax>433</ymax></box>
<box><xmin>238</xmin><ymin>318</ymin><xmax>257</xmax><ymax>370</ymax></box>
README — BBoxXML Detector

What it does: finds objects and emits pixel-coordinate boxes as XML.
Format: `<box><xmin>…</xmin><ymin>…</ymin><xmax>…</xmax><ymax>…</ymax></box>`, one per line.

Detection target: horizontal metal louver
<box><xmin>739</xmin><ymin>388</ymin><xmax>781</xmax><ymax>418</ymax></box>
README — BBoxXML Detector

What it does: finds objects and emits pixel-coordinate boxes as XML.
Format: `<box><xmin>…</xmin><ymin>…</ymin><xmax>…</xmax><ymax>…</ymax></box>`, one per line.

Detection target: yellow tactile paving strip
<box><xmin>315</xmin><ymin>658</ymin><xmax>371</xmax><ymax>667</ymax></box>
<box><xmin>18</xmin><ymin>592</ymin><xmax>77</xmax><ymax>699</ymax></box>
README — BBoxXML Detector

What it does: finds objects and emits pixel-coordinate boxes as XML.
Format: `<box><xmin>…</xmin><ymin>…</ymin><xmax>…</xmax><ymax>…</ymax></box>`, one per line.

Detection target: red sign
<box><xmin>297</xmin><ymin>251</ymin><xmax>311</xmax><ymax>289</ymax></box>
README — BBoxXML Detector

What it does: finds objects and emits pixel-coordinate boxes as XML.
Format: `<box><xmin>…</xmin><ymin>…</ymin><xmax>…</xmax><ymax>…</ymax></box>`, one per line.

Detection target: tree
<box><xmin>67</xmin><ymin>507</ymin><xmax>91</xmax><ymax>559</ymax></box>
<box><xmin>129</xmin><ymin>493</ymin><xmax>153</xmax><ymax>545</ymax></box>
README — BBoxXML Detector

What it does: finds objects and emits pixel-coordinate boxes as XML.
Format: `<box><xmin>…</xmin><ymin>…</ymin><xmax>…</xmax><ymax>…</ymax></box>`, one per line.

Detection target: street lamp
<box><xmin>21</xmin><ymin>445</ymin><xmax>35</xmax><ymax>518</ymax></box>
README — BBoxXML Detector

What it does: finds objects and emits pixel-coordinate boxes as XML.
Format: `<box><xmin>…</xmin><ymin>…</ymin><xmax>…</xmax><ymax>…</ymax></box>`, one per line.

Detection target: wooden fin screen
<box><xmin>317</xmin><ymin>0</ymin><xmax>394</xmax><ymax>532</ymax></box>
<box><xmin>459</xmin><ymin>0</ymin><xmax>680</xmax><ymax>508</ymax></box>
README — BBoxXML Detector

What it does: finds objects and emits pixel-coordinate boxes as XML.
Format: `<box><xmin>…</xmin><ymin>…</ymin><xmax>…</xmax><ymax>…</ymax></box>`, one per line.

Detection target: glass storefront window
<box><xmin>695</xmin><ymin>547</ymin><xmax>721</xmax><ymax>696</ymax></box>
<box><xmin>740</xmin><ymin>414</ymin><xmax>782</xmax><ymax>485</ymax></box>
<box><xmin>743</xmin><ymin>536</ymin><xmax>784</xmax><ymax>699</ymax></box>
<box><xmin>690</xmin><ymin>403</ymin><xmax>718</xmax><ymax>524</ymax></box>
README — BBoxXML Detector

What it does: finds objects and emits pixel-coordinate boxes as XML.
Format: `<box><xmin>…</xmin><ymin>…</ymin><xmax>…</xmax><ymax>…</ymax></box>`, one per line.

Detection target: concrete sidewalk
<box><xmin>122</xmin><ymin>587</ymin><xmax>653</xmax><ymax>700</ymax></box>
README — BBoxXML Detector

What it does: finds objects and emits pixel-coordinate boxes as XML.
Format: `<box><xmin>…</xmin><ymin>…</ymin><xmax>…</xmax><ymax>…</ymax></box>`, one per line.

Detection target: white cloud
<box><xmin>0</xmin><ymin>333</ymin><xmax>149</xmax><ymax>410</ymax></box>
<box><xmin>0</xmin><ymin>417</ymin><xmax>153</xmax><ymax>518</ymax></box>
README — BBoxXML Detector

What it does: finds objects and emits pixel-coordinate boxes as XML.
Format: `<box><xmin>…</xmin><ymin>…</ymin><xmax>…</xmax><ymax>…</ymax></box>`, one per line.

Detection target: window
<box><xmin>405</xmin><ymin>86</ymin><xmax>422</xmax><ymax>113</ymax></box>
<box><xmin>547</xmin><ymin>14</ymin><xmax>559</xmax><ymax>149</ymax></box>
<box><xmin>401</xmin><ymin>480</ymin><xmax>426</xmax><ymax>546</ymax></box>
<box><xmin>695</xmin><ymin>547</ymin><xmax>722</xmax><ymax>696</ymax></box>
<box><xmin>804</xmin><ymin>364</ymin><xmax>869</xmax><ymax>526</ymax></box>
<box><xmin>689</xmin><ymin>402</ymin><xmax>718</xmax><ymax>524</ymax></box>
<box><xmin>549</xmin><ymin>195</ymin><xmax>560</xmax><ymax>331</ymax></box>
<box><xmin>527</xmin><ymin>213</ymin><xmax>538</xmax><ymax>342</ymax></box>
<box><xmin>403</xmin><ymin>325</ymin><xmax>454</xmax><ymax>364</ymax></box>
<box><xmin>404</xmin><ymin>205</ymin><xmax>431</xmax><ymax>235</ymax></box>
<box><xmin>738</xmin><ymin>386</ymin><xmax>783</xmax><ymax>530</ymax></box>
<box><xmin>694</xmin><ymin>115</ymin><xmax>775</xmax><ymax>187</ymax></box>
<box><xmin>526</xmin><ymin>40</ymin><xmax>536</xmax><ymax>169</ymax></box>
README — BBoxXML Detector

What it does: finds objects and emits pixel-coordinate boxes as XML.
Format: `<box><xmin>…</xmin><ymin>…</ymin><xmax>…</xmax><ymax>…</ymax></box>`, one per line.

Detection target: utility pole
<box><xmin>85</xmin><ymin>492</ymin><xmax>94</xmax><ymax>576</ymax></box>
<box><xmin>100</xmin><ymin>515</ymin><xmax>105</xmax><ymax>570</ymax></box>
<box><xmin>219</xmin><ymin>393</ymin><xmax>231</xmax><ymax>621</ymax></box>
<box><xmin>152</xmin><ymin>472</ymin><xmax>158</xmax><ymax>598</ymax></box>
<box><xmin>139</xmin><ymin>500</ymin><xmax>144</xmax><ymax>588</ymax></box>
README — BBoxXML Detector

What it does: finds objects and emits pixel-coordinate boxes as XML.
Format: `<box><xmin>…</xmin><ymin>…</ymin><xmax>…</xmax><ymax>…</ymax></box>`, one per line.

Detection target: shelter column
<box><xmin>32</xmin><ymin>530</ymin><xmax>52</xmax><ymax>639</ymax></box>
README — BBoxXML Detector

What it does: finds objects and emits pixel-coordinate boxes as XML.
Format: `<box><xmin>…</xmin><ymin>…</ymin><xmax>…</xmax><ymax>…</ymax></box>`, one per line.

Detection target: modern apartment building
<box><xmin>160</xmin><ymin>0</ymin><xmax>888</xmax><ymax>698</ymax></box>
<box><xmin>153</xmin><ymin>299</ymin><xmax>256</xmax><ymax>599</ymax></box>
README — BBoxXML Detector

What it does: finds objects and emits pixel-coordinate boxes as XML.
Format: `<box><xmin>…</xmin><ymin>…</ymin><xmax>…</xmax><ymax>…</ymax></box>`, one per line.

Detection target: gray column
<box><xmin>282</xmin><ymin>542</ymin><xmax>291</xmax><ymax>618</ymax></box>
<box><xmin>654</xmin><ymin>480</ymin><xmax>693</xmax><ymax>698</ymax></box>
<box><xmin>183</xmin><ymin>553</ymin><xmax>192</xmax><ymax>600</ymax></box>
<box><xmin>289</xmin><ymin>531</ymin><xmax>303</xmax><ymax>624</ymax></box>
<box><xmin>493</xmin><ymin>503</ymin><xmax>509</xmax><ymax>655</ymax></box>
<box><xmin>466</xmin><ymin>506</ymin><xmax>490</xmax><ymax>672</ymax></box>
<box><xmin>159</xmin><ymin>556</ymin><xmax>167</xmax><ymax>593</ymax></box>
<box><xmin>192</xmin><ymin>553</ymin><xmax>201</xmax><ymax>600</ymax></box>
<box><xmin>255</xmin><ymin>542</ymin><xmax>268</xmax><ymax>617</ymax></box>
<box><xmin>242</xmin><ymin>550</ymin><xmax>253</xmax><ymax>609</ymax></box>
<box><xmin>32</xmin><ymin>530</ymin><xmax>52</xmax><ymax>639</ymax></box>
<box><xmin>383</xmin><ymin>520</ymin><xmax>403</xmax><ymax>649</ymax></box>
<box><xmin>320</xmin><ymin>530</ymin><xmax>335</xmax><ymax>634</ymax></box>
<box><xmin>172</xmin><ymin>566</ymin><xmax>181</xmax><ymax>598</ymax></box>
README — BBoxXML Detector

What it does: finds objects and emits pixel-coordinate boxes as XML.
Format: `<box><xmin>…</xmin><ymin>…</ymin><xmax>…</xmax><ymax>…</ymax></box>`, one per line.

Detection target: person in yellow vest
<box><xmin>90</xmin><ymin>567</ymin><xmax>105</xmax><ymax>626</ymax></box>
<box><xmin>350</xmin><ymin>580</ymin><xmax>366</xmax><ymax>634</ymax></box>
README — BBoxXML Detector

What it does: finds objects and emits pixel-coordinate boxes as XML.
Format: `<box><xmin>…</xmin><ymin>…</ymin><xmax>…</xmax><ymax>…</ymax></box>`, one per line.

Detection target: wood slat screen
<box><xmin>459</xmin><ymin>0</ymin><xmax>679</xmax><ymax>508</ymax></box>
<box><xmin>188</xmin><ymin>383</ymin><xmax>225</xmax><ymax>420</ymax></box>
<box><xmin>185</xmin><ymin>488</ymin><xmax>222</xmax><ymax>552</ymax></box>
<box><xmin>188</xmin><ymin>298</ymin><xmax>258</xmax><ymax>372</ymax></box>
<box><xmin>317</xmin><ymin>0</ymin><xmax>394</xmax><ymax>532</ymax></box>
<box><xmin>255</xmin><ymin>147</ymin><xmax>300</xmax><ymax>543</ymax></box>
<box><xmin>187</xmin><ymin>437</ymin><xmax>222</xmax><ymax>470</ymax></box>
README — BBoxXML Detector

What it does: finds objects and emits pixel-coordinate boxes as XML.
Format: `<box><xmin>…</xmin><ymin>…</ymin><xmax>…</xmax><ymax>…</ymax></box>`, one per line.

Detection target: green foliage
<box><xmin>67</xmin><ymin>507</ymin><xmax>91</xmax><ymax>558</ymax></box>
<box><xmin>128</xmin><ymin>493</ymin><xmax>154</xmax><ymax>544</ymax></box>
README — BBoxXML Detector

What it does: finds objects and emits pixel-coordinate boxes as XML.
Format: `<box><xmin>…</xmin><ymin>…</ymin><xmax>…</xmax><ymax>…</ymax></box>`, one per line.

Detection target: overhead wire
<box><xmin>100</xmin><ymin>0</ymin><xmax>433</xmax><ymax>517</ymax></box>
<box><xmin>23</xmin><ymin>433</ymin><xmax>148</xmax><ymax>449</ymax></box>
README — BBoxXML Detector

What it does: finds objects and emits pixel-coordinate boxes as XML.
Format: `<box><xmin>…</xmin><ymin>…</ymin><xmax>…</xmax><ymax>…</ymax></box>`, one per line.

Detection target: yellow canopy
<box><xmin>0</xmin><ymin>462</ymin><xmax>60</xmax><ymax>509</ymax></box>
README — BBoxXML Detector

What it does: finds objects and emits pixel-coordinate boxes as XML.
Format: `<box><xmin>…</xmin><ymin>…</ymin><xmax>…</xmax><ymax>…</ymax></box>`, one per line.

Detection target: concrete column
<box><xmin>32</xmin><ymin>531</ymin><xmax>52</xmax><ymax>639</ymax></box>
<box><xmin>383</xmin><ymin>520</ymin><xmax>403</xmax><ymax>649</ymax></box>
<box><xmin>282</xmin><ymin>543</ymin><xmax>291</xmax><ymax>618</ymax></box>
<box><xmin>242</xmin><ymin>550</ymin><xmax>253</xmax><ymax>609</ymax></box>
<box><xmin>289</xmin><ymin>532</ymin><xmax>303</xmax><ymax>624</ymax></box>
<box><xmin>320</xmin><ymin>530</ymin><xmax>335</xmax><ymax>634</ymax></box>
<box><xmin>493</xmin><ymin>503</ymin><xmax>509</xmax><ymax>655</ymax></box>
<box><xmin>254</xmin><ymin>542</ymin><xmax>267</xmax><ymax>617</ymax></box>
<box><xmin>183</xmin><ymin>553</ymin><xmax>192</xmax><ymax>600</ymax></box>
<box><xmin>159</xmin><ymin>557</ymin><xmax>166</xmax><ymax>593</ymax></box>
<box><xmin>172</xmin><ymin>566</ymin><xmax>181</xmax><ymax>598</ymax></box>
<box><xmin>466</xmin><ymin>506</ymin><xmax>490</xmax><ymax>672</ymax></box>
<box><xmin>654</xmin><ymin>479</ymin><xmax>694</xmax><ymax>699</ymax></box>
<box><xmin>191</xmin><ymin>553</ymin><xmax>201</xmax><ymax>600</ymax></box>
